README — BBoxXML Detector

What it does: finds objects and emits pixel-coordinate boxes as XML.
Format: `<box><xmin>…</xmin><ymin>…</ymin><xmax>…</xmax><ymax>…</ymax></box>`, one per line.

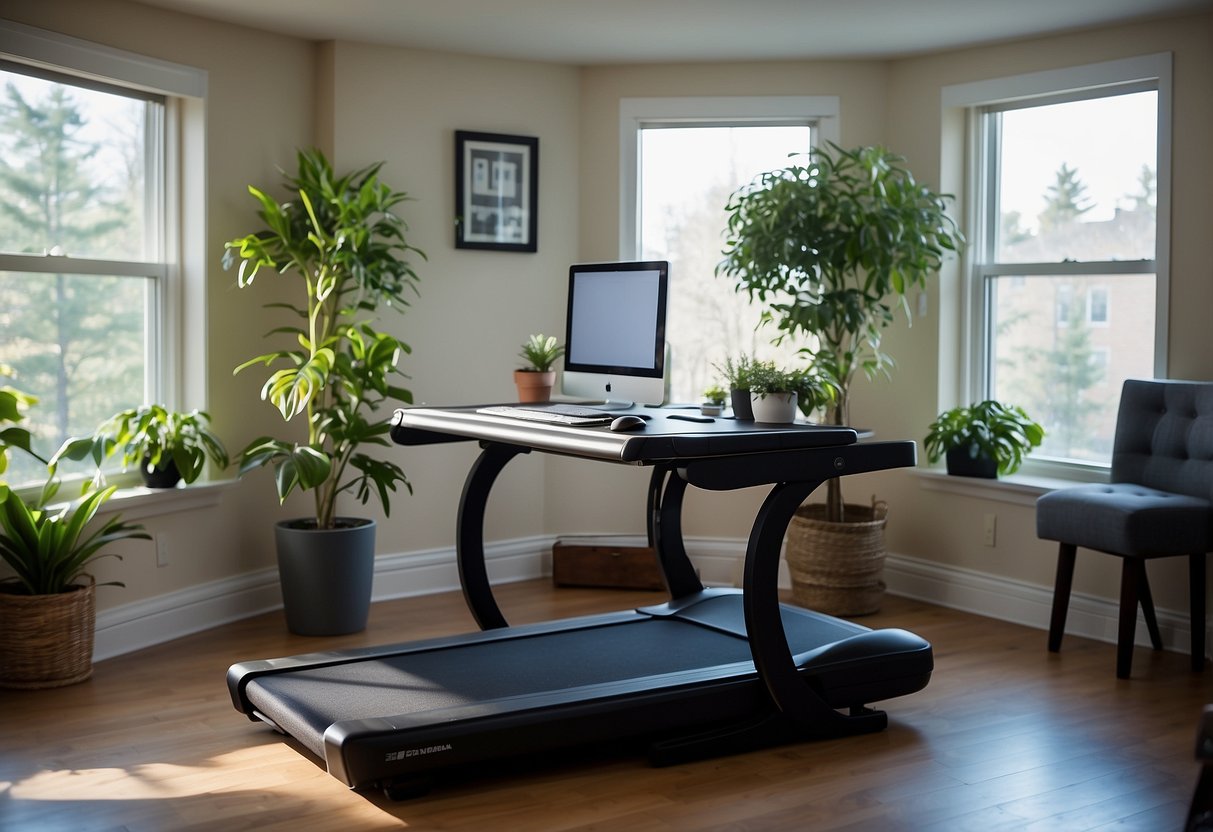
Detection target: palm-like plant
<box><xmin>719</xmin><ymin>143</ymin><xmax>962</xmax><ymax>520</ymax></box>
<box><xmin>224</xmin><ymin>149</ymin><xmax>426</xmax><ymax>529</ymax></box>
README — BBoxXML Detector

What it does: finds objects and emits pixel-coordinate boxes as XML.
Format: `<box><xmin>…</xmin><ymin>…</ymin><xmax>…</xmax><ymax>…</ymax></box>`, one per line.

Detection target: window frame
<box><xmin>942</xmin><ymin>53</ymin><xmax>1171</xmax><ymax>479</ymax></box>
<box><xmin>618</xmin><ymin>96</ymin><xmax>840</xmax><ymax>260</ymax></box>
<box><xmin>0</xmin><ymin>19</ymin><xmax>207</xmax><ymax>486</ymax></box>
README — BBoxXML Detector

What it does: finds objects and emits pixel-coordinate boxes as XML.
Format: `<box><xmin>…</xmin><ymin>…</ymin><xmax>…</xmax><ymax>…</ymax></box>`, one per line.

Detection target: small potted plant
<box><xmin>515</xmin><ymin>334</ymin><xmax>565</xmax><ymax>403</ymax></box>
<box><xmin>747</xmin><ymin>361</ymin><xmax>837</xmax><ymax>424</ymax></box>
<box><xmin>714</xmin><ymin>354</ymin><xmax>758</xmax><ymax>420</ymax></box>
<box><xmin>701</xmin><ymin>384</ymin><xmax>727</xmax><ymax>416</ymax></box>
<box><xmin>53</xmin><ymin>405</ymin><xmax>229</xmax><ymax>489</ymax></box>
<box><xmin>0</xmin><ymin>370</ymin><xmax>149</xmax><ymax>688</ymax></box>
<box><xmin>925</xmin><ymin>399</ymin><xmax>1045</xmax><ymax>478</ymax></box>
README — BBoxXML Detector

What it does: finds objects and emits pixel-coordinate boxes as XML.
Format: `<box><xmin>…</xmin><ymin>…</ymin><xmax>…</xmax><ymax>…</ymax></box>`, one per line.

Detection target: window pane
<box><xmin>995</xmin><ymin>91</ymin><xmax>1156</xmax><ymax>264</ymax></box>
<box><xmin>0</xmin><ymin>68</ymin><xmax>156</xmax><ymax>261</ymax></box>
<box><xmin>988</xmin><ymin>273</ymin><xmax>1155</xmax><ymax>463</ymax></box>
<box><xmin>0</xmin><ymin>271</ymin><xmax>149</xmax><ymax>484</ymax></box>
<box><xmin>640</xmin><ymin>125</ymin><xmax>811</xmax><ymax>403</ymax></box>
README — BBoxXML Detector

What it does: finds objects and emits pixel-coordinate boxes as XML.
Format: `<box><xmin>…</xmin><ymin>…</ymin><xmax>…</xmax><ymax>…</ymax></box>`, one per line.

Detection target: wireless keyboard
<box><xmin>476</xmin><ymin>405</ymin><xmax>615</xmax><ymax>426</ymax></box>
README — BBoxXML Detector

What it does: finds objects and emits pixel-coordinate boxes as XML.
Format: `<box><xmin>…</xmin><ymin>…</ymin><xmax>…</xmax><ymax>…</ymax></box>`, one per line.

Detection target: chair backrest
<box><xmin>1112</xmin><ymin>379</ymin><xmax>1213</xmax><ymax>499</ymax></box>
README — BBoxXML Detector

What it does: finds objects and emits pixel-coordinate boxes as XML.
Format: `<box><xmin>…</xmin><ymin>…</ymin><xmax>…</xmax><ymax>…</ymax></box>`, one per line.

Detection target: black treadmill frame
<box><xmin>228</xmin><ymin>406</ymin><xmax>927</xmax><ymax>791</ymax></box>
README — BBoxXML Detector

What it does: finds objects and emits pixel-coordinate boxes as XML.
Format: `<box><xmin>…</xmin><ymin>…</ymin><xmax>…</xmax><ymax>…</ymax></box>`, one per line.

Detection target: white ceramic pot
<box><xmin>750</xmin><ymin>391</ymin><xmax>798</xmax><ymax>424</ymax></box>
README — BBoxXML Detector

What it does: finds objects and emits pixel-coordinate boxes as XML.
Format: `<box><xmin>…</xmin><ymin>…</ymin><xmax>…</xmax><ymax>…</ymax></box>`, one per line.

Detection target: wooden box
<box><xmin>551</xmin><ymin>543</ymin><xmax>666</xmax><ymax>591</ymax></box>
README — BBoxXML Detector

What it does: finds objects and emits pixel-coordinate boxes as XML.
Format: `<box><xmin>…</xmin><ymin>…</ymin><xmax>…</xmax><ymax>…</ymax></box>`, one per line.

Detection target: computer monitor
<box><xmin>561</xmin><ymin>260</ymin><xmax>669</xmax><ymax>409</ymax></box>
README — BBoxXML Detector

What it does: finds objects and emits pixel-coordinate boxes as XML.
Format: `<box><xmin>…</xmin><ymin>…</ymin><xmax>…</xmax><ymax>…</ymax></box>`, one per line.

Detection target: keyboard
<box><xmin>476</xmin><ymin>404</ymin><xmax>615</xmax><ymax>426</ymax></box>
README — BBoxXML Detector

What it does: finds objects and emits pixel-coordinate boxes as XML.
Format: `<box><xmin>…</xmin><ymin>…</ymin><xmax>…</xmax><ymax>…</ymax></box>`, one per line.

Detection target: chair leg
<box><xmin>1118</xmin><ymin>558</ymin><xmax>1146</xmax><ymax>679</ymax></box>
<box><xmin>1192</xmin><ymin>554</ymin><xmax>1207</xmax><ymax>672</ymax></box>
<box><xmin>1049</xmin><ymin>543</ymin><xmax>1077</xmax><ymax>653</ymax></box>
<box><xmin>1137</xmin><ymin>561</ymin><xmax>1164</xmax><ymax>651</ymax></box>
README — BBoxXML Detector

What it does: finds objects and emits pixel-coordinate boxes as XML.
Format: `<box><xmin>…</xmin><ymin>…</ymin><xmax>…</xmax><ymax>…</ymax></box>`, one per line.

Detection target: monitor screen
<box><xmin>562</xmin><ymin>261</ymin><xmax>669</xmax><ymax>407</ymax></box>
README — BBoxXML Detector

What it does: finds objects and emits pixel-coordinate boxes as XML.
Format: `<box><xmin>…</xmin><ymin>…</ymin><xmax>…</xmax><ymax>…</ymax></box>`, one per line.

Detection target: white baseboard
<box><xmin>94</xmin><ymin>533</ymin><xmax>1198</xmax><ymax>662</ymax></box>
<box><xmin>93</xmin><ymin>536</ymin><xmax>552</xmax><ymax>661</ymax></box>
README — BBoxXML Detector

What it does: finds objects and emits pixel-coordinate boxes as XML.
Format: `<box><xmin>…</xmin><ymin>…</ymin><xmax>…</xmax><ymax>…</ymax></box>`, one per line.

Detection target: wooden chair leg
<box><xmin>1192</xmin><ymin>553</ymin><xmax>1207</xmax><ymax>672</ymax></box>
<box><xmin>1048</xmin><ymin>543</ymin><xmax>1077</xmax><ymax>653</ymax></box>
<box><xmin>1136</xmin><ymin>561</ymin><xmax>1164</xmax><ymax>651</ymax></box>
<box><xmin>1118</xmin><ymin>558</ymin><xmax>1145</xmax><ymax>679</ymax></box>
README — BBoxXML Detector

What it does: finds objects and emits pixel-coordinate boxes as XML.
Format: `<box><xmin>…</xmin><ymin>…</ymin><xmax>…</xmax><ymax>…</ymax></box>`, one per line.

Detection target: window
<box><xmin>0</xmin><ymin>21</ymin><xmax>206</xmax><ymax>487</ymax></box>
<box><xmin>950</xmin><ymin>54</ymin><xmax>1170</xmax><ymax>471</ymax></box>
<box><xmin>621</xmin><ymin>97</ymin><xmax>839</xmax><ymax>404</ymax></box>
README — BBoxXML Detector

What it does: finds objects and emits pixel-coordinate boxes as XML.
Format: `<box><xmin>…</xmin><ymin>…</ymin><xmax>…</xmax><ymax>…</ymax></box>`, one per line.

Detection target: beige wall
<box><xmin>3</xmin><ymin>3</ymin><xmax>1209</xmax><ymax>624</ymax></box>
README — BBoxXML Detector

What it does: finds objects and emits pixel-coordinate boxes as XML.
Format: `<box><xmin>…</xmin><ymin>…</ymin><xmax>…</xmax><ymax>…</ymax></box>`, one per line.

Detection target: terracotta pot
<box><xmin>514</xmin><ymin>370</ymin><xmax>556</xmax><ymax>403</ymax></box>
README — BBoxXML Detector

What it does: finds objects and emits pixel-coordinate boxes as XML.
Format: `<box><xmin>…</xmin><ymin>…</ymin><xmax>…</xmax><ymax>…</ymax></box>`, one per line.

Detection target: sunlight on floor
<box><xmin>9</xmin><ymin>745</ymin><xmax>310</xmax><ymax>801</ymax></box>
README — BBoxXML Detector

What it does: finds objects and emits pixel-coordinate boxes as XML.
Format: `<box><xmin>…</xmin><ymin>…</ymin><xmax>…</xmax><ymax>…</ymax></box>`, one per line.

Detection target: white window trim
<box><xmin>618</xmin><ymin>96</ymin><xmax>840</xmax><ymax>259</ymax></box>
<box><xmin>940</xmin><ymin>53</ymin><xmax>1171</xmax><ymax>482</ymax></box>
<box><xmin>0</xmin><ymin>21</ymin><xmax>210</xmax><ymax>499</ymax></box>
<box><xmin>0</xmin><ymin>20</ymin><xmax>207</xmax><ymax>415</ymax></box>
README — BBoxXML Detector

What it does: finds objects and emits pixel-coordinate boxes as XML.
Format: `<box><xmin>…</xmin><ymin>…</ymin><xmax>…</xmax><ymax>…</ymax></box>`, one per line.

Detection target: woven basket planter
<box><xmin>0</xmin><ymin>577</ymin><xmax>96</xmax><ymax>689</ymax></box>
<box><xmin>785</xmin><ymin>501</ymin><xmax>888</xmax><ymax>617</ymax></box>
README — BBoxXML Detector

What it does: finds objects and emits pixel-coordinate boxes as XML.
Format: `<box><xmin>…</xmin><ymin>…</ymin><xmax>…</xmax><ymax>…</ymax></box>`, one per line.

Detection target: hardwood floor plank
<box><xmin>2</xmin><ymin>583</ymin><xmax>1211</xmax><ymax>831</ymax></box>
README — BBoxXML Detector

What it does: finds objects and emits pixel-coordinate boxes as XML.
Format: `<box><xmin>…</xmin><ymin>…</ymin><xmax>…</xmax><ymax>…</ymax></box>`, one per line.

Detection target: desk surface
<box><xmin>391</xmin><ymin>405</ymin><xmax>859</xmax><ymax>464</ymax></box>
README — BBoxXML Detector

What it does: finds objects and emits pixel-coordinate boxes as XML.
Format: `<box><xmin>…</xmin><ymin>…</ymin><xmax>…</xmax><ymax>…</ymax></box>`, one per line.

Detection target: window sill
<box><xmin>93</xmin><ymin>478</ymin><xmax>238</xmax><ymax>521</ymax></box>
<box><xmin>914</xmin><ymin>467</ymin><xmax>1102</xmax><ymax>507</ymax></box>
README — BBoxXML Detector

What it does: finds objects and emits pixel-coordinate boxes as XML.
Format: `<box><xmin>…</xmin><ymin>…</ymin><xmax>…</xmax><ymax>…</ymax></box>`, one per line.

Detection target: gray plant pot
<box><xmin>275</xmin><ymin>517</ymin><xmax>375</xmax><ymax>636</ymax></box>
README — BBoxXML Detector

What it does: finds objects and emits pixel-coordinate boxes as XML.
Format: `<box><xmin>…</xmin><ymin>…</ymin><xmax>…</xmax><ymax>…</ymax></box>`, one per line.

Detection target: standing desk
<box><xmin>227</xmin><ymin>406</ymin><xmax>932</xmax><ymax>798</ymax></box>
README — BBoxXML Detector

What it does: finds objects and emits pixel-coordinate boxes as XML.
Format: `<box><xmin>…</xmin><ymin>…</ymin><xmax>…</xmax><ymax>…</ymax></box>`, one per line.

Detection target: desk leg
<box><xmin>649</xmin><ymin>466</ymin><xmax>704</xmax><ymax>600</ymax></box>
<box><xmin>743</xmin><ymin>479</ymin><xmax>886</xmax><ymax>736</ymax></box>
<box><xmin>457</xmin><ymin>443</ymin><xmax>528</xmax><ymax>630</ymax></box>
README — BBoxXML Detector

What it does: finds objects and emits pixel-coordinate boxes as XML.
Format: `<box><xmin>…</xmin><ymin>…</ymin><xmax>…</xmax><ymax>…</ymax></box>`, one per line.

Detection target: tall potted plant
<box><xmin>223</xmin><ymin>149</ymin><xmax>426</xmax><ymax>636</ymax></box>
<box><xmin>718</xmin><ymin>143</ymin><xmax>961</xmax><ymax>614</ymax></box>
<box><xmin>0</xmin><ymin>368</ymin><xmax>149</xmax><ymax>688</ymax></box>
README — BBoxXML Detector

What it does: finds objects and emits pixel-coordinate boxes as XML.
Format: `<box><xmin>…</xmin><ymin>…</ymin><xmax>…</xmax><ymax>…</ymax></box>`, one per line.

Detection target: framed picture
<box><xmin>455</xmin><ymin>130</ymin><xmax>538</xmax><ymax>252</ymax></box>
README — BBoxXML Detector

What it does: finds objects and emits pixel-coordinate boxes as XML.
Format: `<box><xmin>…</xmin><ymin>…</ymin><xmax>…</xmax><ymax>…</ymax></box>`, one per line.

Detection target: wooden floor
<box><xmin>2</xmin><ymin>580</ymin><xmax>1211</xmax><ymax>831</ymax></box>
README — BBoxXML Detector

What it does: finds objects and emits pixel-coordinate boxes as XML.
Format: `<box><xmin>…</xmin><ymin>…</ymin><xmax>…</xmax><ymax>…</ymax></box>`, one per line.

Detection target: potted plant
<box><xmin>701</xmin><ymin>384</ymin><xmax>727</xmax><ymax>417</ymax></box>
<box><xmin>0</xmin><ymin>369</ymin><xmax>149</xmax><ymax>688</ymax></box>
<box><xmin>223</xmin><ymin>149</ymin><xmax>425</xmax><ymax>636</ymax></box>
<box><xmin>746</xmin><ymin>361</ymin><xmax>837</xmax><ymax>424</ymax></box>
<box><xmin>718</xmin><ymin>143</ymin><xmax>961</xmax><ymax>614</ymax></box>
<box><xmin>925</xmin><ymin>400</ymin><xmax>1044</xmax><ymax>478</ymax></box>
<box><xmin>714</xmin><ymin>354</ymin><xmax>758</xmax><ymax>419</ymax></box>
<box><xmin>514</xmin><ymin>334</ymin><xmax>564</xmax><ymax>403</ymax></box>
<box><xmin>52</xmin><ymin>405</ymin><xmax>229</xmax><ymax>489</ymax></box>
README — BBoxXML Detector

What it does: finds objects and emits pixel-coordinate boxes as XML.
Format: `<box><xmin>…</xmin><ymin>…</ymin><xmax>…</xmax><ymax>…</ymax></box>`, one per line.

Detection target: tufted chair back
<box><xmin>1112</xmin><ymin>379</ymin><xmax>1213</xmax><ymax>500</ymax></box>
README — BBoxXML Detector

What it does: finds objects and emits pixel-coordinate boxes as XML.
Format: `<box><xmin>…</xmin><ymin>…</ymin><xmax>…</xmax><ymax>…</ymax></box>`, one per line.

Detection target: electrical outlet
<box><xmin>156</xmin><ymin>534</ymin><xmax>170</xmax><ymax>568</ymax></box>
<box><xmin>983</xmin><ymin>513</ymin><xmax>997</xmax><ymax>547</ymax></box>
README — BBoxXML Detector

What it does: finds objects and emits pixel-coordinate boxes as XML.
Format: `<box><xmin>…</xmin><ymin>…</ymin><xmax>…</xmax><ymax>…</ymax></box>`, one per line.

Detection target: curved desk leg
<box><xmin>649</xmin><ymin>478</ymin><xmax>884</xmax><ymax>766</ymax></box>
<box><xmin>650</xmin><ymin>466</ymin><xmax>704</xmax><ymax>600</ymax></box>
<box><xmin>457</xmin><ymin>443</ymin><xmax>529</xmax><ymax>630</ymax></box>
<box><xmin>743</xmin><ymin>480</ymin><xmax>886</xmax><ymax>736</ymax></box>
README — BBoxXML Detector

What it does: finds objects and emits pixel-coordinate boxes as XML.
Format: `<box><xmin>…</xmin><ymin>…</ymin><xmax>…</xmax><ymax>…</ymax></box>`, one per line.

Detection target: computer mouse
<box><xmin>609</xmin><ymin>415</ymin><xmax>647</xmax><ymax>432</ymax></box>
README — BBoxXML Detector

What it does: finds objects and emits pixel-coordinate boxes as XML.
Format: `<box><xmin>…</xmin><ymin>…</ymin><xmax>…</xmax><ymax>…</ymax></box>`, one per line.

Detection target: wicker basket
<box><xmin>785</xmin><ymin>501</ymin><xmax>888</xmax><ymax>616</ymax></box>
<box><xmin>0</xmin><ymin>577</ymin><xmax>96</xmax><ymax>689</ymax></box>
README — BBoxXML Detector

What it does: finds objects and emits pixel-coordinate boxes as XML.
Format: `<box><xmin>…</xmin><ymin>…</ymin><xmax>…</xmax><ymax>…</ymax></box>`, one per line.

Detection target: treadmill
<box><xmin>227</xmin><ymin>406</ymin><xmax>933</xmax><ymax>797</ymax></box>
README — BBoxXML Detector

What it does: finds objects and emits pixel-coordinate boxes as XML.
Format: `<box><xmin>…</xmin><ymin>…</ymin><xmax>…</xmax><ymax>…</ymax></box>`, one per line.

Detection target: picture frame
<box><xmin>455</xmin><ymin>130</ymin><xmax>538</xmax><ymax>253</ymax></box>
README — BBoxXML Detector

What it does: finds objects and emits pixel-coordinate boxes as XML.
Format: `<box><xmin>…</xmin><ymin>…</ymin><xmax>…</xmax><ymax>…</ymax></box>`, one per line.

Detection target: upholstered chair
<box><xmin>1036</xmin><ymin>379</ymin><xmax>1213</xmax><ymax>678</ymax></box>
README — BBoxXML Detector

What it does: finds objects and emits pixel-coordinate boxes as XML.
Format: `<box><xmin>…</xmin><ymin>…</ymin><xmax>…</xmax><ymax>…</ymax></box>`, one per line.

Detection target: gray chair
<box><xmin>1036</xmin><ymin>379</ymin><xmax>1213</xmax><ymax>679</ymax></box>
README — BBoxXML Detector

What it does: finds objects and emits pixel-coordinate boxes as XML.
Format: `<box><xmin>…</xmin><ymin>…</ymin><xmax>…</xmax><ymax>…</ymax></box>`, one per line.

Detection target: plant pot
<box><xmin>730</xmin><ymin>388</ymin><xmax>753</xmax><ymax>420</ymax></box>
<box><xmin>784</xmin><ymin>502</ymin><xmax>888</xmax><ymax>616</ymax></box>
<box><xmin>945</xmin><ymin>447</ymin><xmax>999</xmax><ymax>479</ymax></box>
<box><xmin>0</xmin><ymin>577</ymin><xmax>96</xmax><ymax>689</ymax></box>
<box><xmin>141</xmin><ymin>457</ymin><xmax>181</xmax><ymax>488</ymax></box>
<box><xmin>275</xmin><ymin>518</ymin><xmax>376</xmax><ymax>636</ymax></box>
<box><xmin>514</xmin><ymin>370</ymin><xmax>556</xmax><ymax>404</ymax></box>
<box><xmin>750</xmin><ymin>391</ymin><xmax>798</xmax><ymax>424</ymax></box>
